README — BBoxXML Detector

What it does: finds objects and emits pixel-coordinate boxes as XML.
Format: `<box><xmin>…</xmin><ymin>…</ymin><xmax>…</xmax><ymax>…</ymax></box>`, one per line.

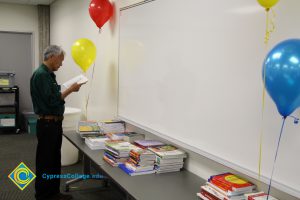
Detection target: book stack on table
<box><xmin>103</xmin><ymin>140</ymin><xmax>139</xmax><ymax>167</ymax></box>
<box><xmin>123</xmin><ymin>132</ymin><xmax>145</xmax><ymax>143</ymax></box>
<box><xmin>107</xmin><ymin>132</ymin><xmax>145</xmax><ymax>143</ymax></box>
<box><xmin>85</xmin><ymin>135</ymin><xmax>109</xmax><ymax>150</ymax></box>
<box><xmin>99</xmin><ymin>120</ymin><xmax>125</xmax><ymax>134</ymax></box>
<box><xmin>148</xmin><ymin>145</ymin><xmax>186</xmax><ymax>173</ymax></box>
<box><xmin>134</xmin><ymin>139</ymin><xmax>165</xmax><ymax>149</ymax></box>
<box><xmin>77</xmin><ymin>121</ymin><xmax>190</xmax><ymax>176</ymax></box>
<box><xmin>119</xmin><ymin>146</ymin><xmax>156</xmax><ymax>176</ymax></box>
<box><xmin>197</xmin><ymin>172</ymin><xmax>256</xmax><ymax>200</ymax></box>
<box><xmin>77</xmin><ymin>120</ymin><xmax>103</xmax><ymax>138</ymax></box>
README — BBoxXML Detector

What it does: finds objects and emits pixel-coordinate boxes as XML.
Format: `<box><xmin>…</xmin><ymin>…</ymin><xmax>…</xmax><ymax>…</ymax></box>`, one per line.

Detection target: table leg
<box><xmin>64</xmin><ymin>154</ymin><xmax>109</xmax><ymax>192</ymax></box>
<box><xmin>65</xmin><ymin>154</ymin><xmax>90</xmax><ymax>191</ymax></box>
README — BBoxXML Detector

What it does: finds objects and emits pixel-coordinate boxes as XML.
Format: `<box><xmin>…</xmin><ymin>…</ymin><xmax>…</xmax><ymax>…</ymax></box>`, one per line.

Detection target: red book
<box><xmin>245</xmin><ymin>192</ymin><xmax>279</xmax><ymax>200</ymax></box>
<box><xmin>200</xmin><ymin>190</ymin><xmax>221</xmax><ymax>200</ymax></box>
<box><xmin>210</xmin><ymin>179</ymin><xmax>233</xmax><ymax>191</ymax></box>
<box><xmin>209</xmin><ymin>173</ymin><xmax>255</xmax><ymax>192</ymax></box>
<box><xmin>249</xmin><ymin>193</ymin><xmax>266</xmax><ymax>200</ymax></box>
<box><xmin>201</xmin><ymin>185</ymin><xmax>229</xmax><ymax>200</ymax></box>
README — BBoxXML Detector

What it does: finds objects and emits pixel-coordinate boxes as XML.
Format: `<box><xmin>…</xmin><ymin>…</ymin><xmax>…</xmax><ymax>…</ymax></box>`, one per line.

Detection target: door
<box><xmin>0</xmin><ymin>31</ymin><xmax>33</xmax><ymax>112</ymax></box>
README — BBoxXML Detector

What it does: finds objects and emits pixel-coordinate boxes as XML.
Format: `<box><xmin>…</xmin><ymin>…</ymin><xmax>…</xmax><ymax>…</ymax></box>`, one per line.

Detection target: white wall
<box><xmin>0</xmin><ymin>2</ymin><xmax>39</xmax><ymax>71</ymax></box>
<box><xmin>50</xmin><ymin>0</ymin><xmax>118</xmax><ymax>120</ymax></box>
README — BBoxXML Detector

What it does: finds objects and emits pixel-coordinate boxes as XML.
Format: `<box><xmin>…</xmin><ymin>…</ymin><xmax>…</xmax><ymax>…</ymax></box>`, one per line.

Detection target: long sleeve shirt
<box><xmin>30</xmin><ymin>64</ymin><xmax>65</xmax><ymax>116</ymax></box>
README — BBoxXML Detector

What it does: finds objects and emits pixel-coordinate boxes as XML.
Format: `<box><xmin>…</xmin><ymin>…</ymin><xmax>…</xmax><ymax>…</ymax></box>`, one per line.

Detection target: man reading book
<box><xmin>30</xmin><ymin>45</ymin><xmax>85</xmax><ymax>200</ymax></box>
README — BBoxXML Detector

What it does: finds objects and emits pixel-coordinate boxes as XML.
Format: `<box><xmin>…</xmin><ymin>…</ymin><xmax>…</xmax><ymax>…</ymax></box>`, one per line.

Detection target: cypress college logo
<box><xmin>8</xmin><ymin>162</ymin><xmax>36</xmax><ymax>190</ymax></box>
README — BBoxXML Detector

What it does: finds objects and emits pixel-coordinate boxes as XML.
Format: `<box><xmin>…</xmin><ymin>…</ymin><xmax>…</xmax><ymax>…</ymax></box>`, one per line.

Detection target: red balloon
<box><xmin>89</xmin><ymin>0</ymin><xmax>113</xmax><ymax>29</ymax></box>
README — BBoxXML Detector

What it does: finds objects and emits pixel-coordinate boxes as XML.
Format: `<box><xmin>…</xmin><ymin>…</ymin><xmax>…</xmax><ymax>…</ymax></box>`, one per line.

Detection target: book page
<box><xmin>62</xmin><ymin>74</ymin><xmax>88</xmax><ymax>88</ymax></box>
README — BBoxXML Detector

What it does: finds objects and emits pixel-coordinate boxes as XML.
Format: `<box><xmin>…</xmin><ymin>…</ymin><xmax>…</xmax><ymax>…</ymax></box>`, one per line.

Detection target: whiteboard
<box><xmin>118</xmin><ymin>0</ymin><xmax>300</xmax><ymax>197</ymax></box>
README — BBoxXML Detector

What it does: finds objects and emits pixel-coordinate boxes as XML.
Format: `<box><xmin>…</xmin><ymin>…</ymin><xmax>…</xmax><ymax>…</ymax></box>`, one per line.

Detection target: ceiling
<box><xmin>0</xmin><ymin>0</ymin><xmax>55</xmax><ymax>5</ymax></box>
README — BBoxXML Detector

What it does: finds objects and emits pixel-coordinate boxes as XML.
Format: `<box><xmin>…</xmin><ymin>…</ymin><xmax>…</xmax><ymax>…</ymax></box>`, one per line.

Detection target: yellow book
<box><xmin>78</xmin><ymin>121</ymin><xmax>100</xmax><ymax>132</ymax></box>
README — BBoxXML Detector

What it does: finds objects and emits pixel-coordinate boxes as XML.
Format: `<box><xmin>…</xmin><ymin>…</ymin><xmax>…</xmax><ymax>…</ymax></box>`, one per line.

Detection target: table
<box><xmin>63</xmin><ymin>131</ymin><xmax>205</xmax><ymax>200</ymax></box>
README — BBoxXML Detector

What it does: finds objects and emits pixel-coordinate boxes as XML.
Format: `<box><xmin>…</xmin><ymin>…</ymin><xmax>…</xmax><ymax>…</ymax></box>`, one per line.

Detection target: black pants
<box><xmin>35</xmin><ymin>119</ymin><xmax>63</xmax><ymax>200</ymax></box>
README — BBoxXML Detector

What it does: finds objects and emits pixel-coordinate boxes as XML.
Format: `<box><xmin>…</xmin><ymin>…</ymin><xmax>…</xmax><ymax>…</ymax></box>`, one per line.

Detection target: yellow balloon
<box><xmin>71</xmin><ymin>38</ymin><xmax>96</xmax><ymax>72</ymax></box>
<box><xmin>257</xmin><ymin>0</ymin><xmax>279</xmax><ymax>9</ymax></box>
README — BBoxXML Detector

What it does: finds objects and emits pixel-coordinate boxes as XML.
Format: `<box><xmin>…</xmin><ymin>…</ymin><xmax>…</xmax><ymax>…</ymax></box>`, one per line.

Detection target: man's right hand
<box><xmin>70</xmin><ymin>82</ymin><xmax>85</xmax><ymax>92</ymax></box>
<box><xmin>61</xmin><ymin>82</ymin><xmax>86</xmax><ymax>100</ymax></box>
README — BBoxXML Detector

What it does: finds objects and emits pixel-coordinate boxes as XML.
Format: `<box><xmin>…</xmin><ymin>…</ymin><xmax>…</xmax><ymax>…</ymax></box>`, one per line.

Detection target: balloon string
<box><xmin>266</xmin><ymin>117</ymin><xmax>286</xmax><ymax>200</ymax></box>
<box><xmin>264</xmin><ymin>9</ymin><xmax>270</xmax><ymax>44</ymax></box>
<box><xmin>270</xmin><ymin>8</ymin><xmax>276</xmax><ymax>33</ymax></box>
<box><xmin>258</xmin><ymin>24</ymin><xmax>269</xmax><ymax>190</ymax></box>
<box><xmin>260</xmin><ymin>7</ymin><xmax>276</xmax><ymax>188</ymax></box>
<box><xmin>85</xmin><ymin>62</ymin><xmax>96</xmax><ymax>119</ymax></box>
<box><xmin>258</xmin><ymin>109</ymin><xmax>264</xmax><ymax>188</ymax></box>
<box><xmin>258</xmin><ymin>69</ymin><xmax>266</xmax><ymax>189</ymax></box>
<box><xmin>264</xmin><ymin>8</ymin><xmax>276</xmax><ymax>44</ymax></box>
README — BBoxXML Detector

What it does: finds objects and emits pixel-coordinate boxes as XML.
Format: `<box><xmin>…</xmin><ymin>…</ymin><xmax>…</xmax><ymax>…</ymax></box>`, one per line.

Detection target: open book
<box><xmin>62</xmin><ymin>74</ymin><xmax>88</xmax><ymax>88</ymax></box>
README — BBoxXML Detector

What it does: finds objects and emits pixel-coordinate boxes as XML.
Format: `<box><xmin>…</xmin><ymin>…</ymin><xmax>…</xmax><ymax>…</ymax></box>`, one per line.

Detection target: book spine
<box><xmin>130</xmin><ymin>151</ymin><xmax>141</xmax><ymax>160</ymax></box>
<box><xmin>207</xmin><ymin>182</ymin><xmax>229</xmax><ymax>197</ymax></box>
<box><xmin>197</xmin><ymin>193</ymin><xmax>208</xmax><ymax>200</ymax></box>
<box><xmin>103</xmin><ymin>155</ymin><xmax>118</xmax><ymax>167</ymax></box>
<box><xmin>128</xmin><ymin>157</ymin><xmax>139</xmax><ymax>165</ymax></box>
<box><xmin>248</xmin><ymin>193</ymin><xmax>267</xmax><ymax>200</ymax></box>
<box><xmin>201</xmin><ymin>185</ymin><xmax>229</xmax><ymax>200</ymax></box>
<box><xmin>118</xmin><ymin>163</ymin><xmax>133</xmax><ymax>176</ymax></box>
<box><xmin>201</xmin><ymin>190</ymin><xmax>221</xmax><ymax>200</ymax></box>
<box><xmin>197</xmin><ymin>193</ymin><xmax>211</xmax><ymax>200</ymax></box>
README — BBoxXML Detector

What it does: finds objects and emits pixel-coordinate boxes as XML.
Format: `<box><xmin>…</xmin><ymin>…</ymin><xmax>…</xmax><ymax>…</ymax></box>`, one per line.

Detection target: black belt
<box><xmin>38</xmin><ymin>115</ymin><xmax>64</xmax><ymax>121</ymax></box>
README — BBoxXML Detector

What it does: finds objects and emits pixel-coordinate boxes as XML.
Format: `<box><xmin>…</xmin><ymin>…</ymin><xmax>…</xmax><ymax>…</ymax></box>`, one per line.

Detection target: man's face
<box><xmin>50</xmin><ymin>53</ymin><xmax>64</xmax><ymax>71</ymax></box>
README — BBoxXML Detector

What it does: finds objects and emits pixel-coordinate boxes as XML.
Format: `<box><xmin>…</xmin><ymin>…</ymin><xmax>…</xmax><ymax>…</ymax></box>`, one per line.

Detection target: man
<box><xmin>30</xmin><ymin>45</ymin><xmax>84</xmax><ymax>200</ymax></box>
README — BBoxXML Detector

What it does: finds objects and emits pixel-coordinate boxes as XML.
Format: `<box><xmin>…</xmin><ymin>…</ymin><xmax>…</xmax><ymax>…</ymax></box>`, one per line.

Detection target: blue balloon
<box><xmin>263</xmin><ymin>39</ymin><xmax>300</xmax><ymax>117</ymax></box>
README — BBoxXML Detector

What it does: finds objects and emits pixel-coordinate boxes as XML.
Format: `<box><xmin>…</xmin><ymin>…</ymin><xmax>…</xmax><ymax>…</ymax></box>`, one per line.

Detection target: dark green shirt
<box><xmin>30</xmin><ymin>64</ymin><xmax>65</xmax><ymax>116</ymax></box>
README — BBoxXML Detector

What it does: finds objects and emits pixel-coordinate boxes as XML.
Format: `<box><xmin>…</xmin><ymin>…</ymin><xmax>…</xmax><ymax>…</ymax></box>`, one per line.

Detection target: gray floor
<box><xmin>0</xmin><ymin>132</ymin><xmax>125</xmax><ymax>200</ymax></box>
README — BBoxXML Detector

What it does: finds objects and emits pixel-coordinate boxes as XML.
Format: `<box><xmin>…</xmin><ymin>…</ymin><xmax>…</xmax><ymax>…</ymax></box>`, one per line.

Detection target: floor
<box><xmin>0</xmin><ymin>131</ymin><xmax>126</xmax><ymax>200</ymax></box>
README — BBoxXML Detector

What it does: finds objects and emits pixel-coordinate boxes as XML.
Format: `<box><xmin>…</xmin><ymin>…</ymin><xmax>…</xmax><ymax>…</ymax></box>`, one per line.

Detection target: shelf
<box><xmin>0</xmin><ymin>87</ymin><xmax>18</xmax><ymax>92</ymax></box>
<box><xmin>0</xmin><ymin>91</ymin><xmax>16</xmax><ymax>93</ymax></box>
<box><xmin>0</xmin><ymin>86</ymin><xmax>19</xmax><ymax>133</ymax></box>
<box><xmin>0</xmin><ymin>105</ymin><xmax>15</xmax><ymax>108</ymax></box>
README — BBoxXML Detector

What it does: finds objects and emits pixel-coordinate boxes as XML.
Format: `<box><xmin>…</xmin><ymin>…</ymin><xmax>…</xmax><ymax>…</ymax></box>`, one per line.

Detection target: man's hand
<box><xmin>69</xmin><ymin>82</ymin><xmax>85</xmax><ymax>92</ymax></box>
<box><xmin>61</xmin><ymin>82</ymin><xmax>86</xmax><ymax>99</ymax></box>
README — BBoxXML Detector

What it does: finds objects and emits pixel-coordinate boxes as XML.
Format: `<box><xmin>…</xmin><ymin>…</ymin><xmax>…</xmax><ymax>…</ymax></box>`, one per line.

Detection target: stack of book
<box><xmin>134</xmin><ymin>139</ymin><xmax>165</xmax><ymax>149</ymax></box>
<box><xmin>77</xmin><ymin>120</ymin><xmax>103</xmax><ymax>138</ymax></box>
<box><xmin>106</xmin><ymin>132</ymin><xmax>126</xmax><ymax>140</ymax></box>
<box><xmin>148</xmin><ymin>145</ymin><xmax>186</xmax><ymax>173</ymax></box>
<box><xmin>85</xmin><ymin>135</ymin><xmax>109</xmax><ymax>150</ymax></box>
<box><xmin>197</xmin><ymin>172</ymin><xmax>256</xmax><ymax>200</ymax></box>
<box><xmin>123</xmin><ymin>132</ymin><xmax>145</xmax><ymax>143</ymax></box>
<box><xmin>119</xmin><ymin>147</ymin><xmax>156</xmax><ymax>176</ymax></box>
<box><xmin>244</xmin><ymin>192</ymin><xmax>278</xmax><ymax>200</ymax></box>
<box><xmin>99</xmin><ymin>120</ymin><xmax>125</xmax><ymax>134</ymax></box>
<box><xmin>103</xmin><ymin>140</ymin><xmax>138</xmax><ymax>167</ymax></box>
<box><xmin>107</xmin><ymin>132</ymin><xmax>145</xmax><ymax>142</ymax></box>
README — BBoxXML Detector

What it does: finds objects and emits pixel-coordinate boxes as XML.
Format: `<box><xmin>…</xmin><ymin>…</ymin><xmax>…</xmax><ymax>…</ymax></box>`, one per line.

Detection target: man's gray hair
<box><xmin>43</xmin><ymin>45</ymin><xmax>65</xmax><ymax>61</ymax></box>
